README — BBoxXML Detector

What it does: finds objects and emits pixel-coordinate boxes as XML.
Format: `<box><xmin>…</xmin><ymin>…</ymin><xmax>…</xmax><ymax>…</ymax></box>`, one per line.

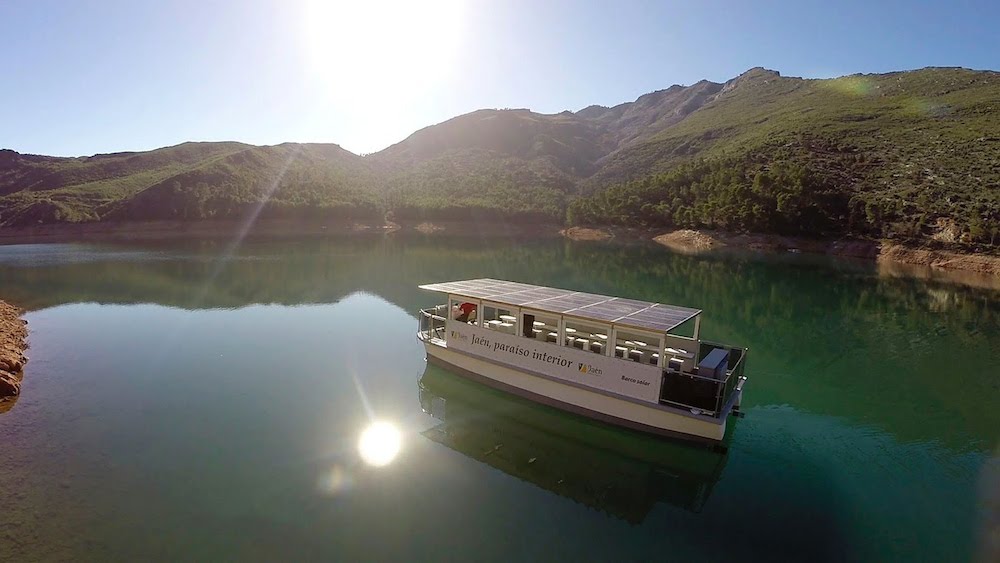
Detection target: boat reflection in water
<box><xmin>418</xmin><ymin>365</ymin><xmax>731</xmax><ymax>524</ymax></box>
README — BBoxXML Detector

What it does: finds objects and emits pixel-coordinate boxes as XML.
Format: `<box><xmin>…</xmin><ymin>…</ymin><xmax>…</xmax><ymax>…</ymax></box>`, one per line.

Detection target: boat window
<box><xmin>564</xmin><ymin>319</ymin><xmax>610</xmax><ymax>355</ymax></box>
<box><xmin>521</xmin><ymin>310</ymin><xmax>559</xmax><ymax>343</ymax></box>
<box><xmin>614</xmin><ymin>329</ymin><xmax>663</xmax><ymax>365</ymax></box>
<box><xmin>482</xmin><ymin>303</ymin><xmax>518</xmax><ymax>335</ymax></box>
<box><xmin>450</xmin><ymin>297</ymin><xmax>479</xmax><ymax>325</ymax></box>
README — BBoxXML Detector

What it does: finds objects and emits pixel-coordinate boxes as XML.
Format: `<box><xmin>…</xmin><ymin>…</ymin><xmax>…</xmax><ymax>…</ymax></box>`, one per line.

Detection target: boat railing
<box><xmin>418</xmin><ymin>304</ymin><xmax>449</xmax><ymax>342</ymax></box>
<box><xmin>660</xmin><ymin>343</ymin><xmax>747</xmax><ymax>418</ymax></box>
<box><xmin>719</xmin><ymin>347</ymin><xmax>747</xmax><ymax>414</ymax></box>
<box><xmin>660</xmin><ymin>372</ymin><xmax>729</xmax><ymax>417</ymax></box>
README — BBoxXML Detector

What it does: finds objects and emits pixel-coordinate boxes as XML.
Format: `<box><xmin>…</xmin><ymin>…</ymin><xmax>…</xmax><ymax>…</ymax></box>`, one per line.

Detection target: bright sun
<box><xmin>303</xmin><ymin>0</ymin><xmax>463</xmax><ymax>104</ymax></box>
<box><xmin>357</xmin><ymin>421</ymin><xmax>402</xmax><ymax>467</ymax></box>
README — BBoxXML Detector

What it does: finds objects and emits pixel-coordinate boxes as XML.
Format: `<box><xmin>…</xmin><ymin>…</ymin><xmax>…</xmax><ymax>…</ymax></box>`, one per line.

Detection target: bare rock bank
<box><xmin>652</xmin><ymin>230</ymin><xmax>720</xmax><ymax>253</ymax></box>
<box><xmin>651</xmin><ymin>229</ymin><xmax>1000</xmax><ymax>276</ymax></box>
<box><xmin>560</xmin><ymin>227</ymin><xmax>614</xmax><ymax>241</ymax></box>
<box><xmin>879</xmin><ymin>244</ymin><xmax>1000</xmax><ymax>276</ymax></box>
<box><xmin>1</xmin><ymin>300</ymin><xmax>29</xmax><ymax>401</ymax></box>
<box><xmin>653</xmin><ymin>229</ymin><xmax>878</xmax><ymax>257</ymax></box>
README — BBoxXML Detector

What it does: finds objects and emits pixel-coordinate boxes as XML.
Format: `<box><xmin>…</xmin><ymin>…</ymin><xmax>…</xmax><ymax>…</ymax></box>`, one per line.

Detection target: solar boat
<box><xmin>417</xmin><ymin>279</ymin><xmax>749</xmax><ymax>444</ymax></box>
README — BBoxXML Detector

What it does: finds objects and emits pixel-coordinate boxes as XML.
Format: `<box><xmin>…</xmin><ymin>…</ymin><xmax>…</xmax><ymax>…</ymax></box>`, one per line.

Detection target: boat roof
<box><xmin>419</xmin><ymin>278</ymin><xmax>701</xmax><ymax>333</ymax></box>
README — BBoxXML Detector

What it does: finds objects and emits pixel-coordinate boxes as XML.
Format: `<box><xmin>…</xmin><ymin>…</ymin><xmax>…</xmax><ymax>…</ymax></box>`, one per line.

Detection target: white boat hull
<box><xmin>422</xmin><ymin>339</ymin><xmax>728</xmax><ymax>443</ymax></box>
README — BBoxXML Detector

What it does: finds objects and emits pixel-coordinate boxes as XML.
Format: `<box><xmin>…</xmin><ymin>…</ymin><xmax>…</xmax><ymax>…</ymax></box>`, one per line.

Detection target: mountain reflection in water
<box><xmin>418</xmin><ymin>365</ymin><xmax>729</xmax><ymax>523</ymax></box>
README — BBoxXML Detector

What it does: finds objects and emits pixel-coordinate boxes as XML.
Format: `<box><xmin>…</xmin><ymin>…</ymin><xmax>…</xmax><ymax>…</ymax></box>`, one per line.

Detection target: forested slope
<box><xmin>571</xmin><ymin>67</ymin><xmax>1000</xmax><ymax>245</ymax></box>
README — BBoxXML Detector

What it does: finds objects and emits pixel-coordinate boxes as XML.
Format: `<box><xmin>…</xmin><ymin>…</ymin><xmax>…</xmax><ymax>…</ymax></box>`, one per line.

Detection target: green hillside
<box><xmin>572</xmin><ymin>67</ymin><xmax>1000</xmax><ymax>245</ymax></box>
<box><xmin>0</xmin><ymin>142</ymin><xmax>250</xmax><ymax>224</ymax></box>
<box><xmin>0</xmin><ymin>142</ymin><xmax>382</xmax><ymax>225</ymax></box>
<box><xmin>109</xmin><ymin>143</ymin><xmax>382</xmax><ymax>221</ymax></box>
<box><xmin>2</xmin><ymin>66</ymin><xmax>998</xmax><ymax>247</ymax></box>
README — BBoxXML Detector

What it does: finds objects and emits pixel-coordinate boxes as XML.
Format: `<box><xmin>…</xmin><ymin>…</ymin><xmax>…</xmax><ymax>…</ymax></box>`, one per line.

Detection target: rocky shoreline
<box><xmin>562</xmin><ymin>226</ymin><xmax>1000</xmax><ymax>278</ymax></box>
<box><xmin>0</xmin><ymin>300</ymin><xmax>29</xmax><ymax>403</ymax></box>
<box><xmin>2</xmin><ymin>219</ymin><xmax>999</xmax><ymax>281</ymax></box>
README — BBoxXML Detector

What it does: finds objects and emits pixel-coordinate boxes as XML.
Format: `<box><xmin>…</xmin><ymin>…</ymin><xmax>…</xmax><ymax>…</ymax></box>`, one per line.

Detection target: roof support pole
<box><xmin>693</xmin><ymin>315</ymin><xmax>702</xmax><ymax>341</ymax></box>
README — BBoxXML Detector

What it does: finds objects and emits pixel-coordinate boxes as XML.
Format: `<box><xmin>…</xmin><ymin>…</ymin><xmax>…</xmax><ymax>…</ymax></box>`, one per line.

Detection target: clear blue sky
<box><xmin>2</xmin><ymin>0</ymin><xmax>997</xmax><ymax>157</ymax></box>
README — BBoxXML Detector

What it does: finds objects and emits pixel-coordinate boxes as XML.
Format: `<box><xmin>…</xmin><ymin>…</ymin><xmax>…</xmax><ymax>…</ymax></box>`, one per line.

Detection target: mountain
<box><xmin>2</xmin><ymin>66</ymin><xmax>998</xmax><ymax>247</ymax></box>
<box><xmin>0</xmin><ymin>142</ymin><xmax>380</xmax><ymax>225</ymax></box>
<box><xmin>571</xmin><ymin>67</ymin><xmax>1000</xmax><ymax>244</ymax></box>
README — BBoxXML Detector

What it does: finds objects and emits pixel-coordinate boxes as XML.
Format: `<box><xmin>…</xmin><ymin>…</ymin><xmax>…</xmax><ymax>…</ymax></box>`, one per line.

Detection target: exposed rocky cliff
<box><xmin>0</xmin><ymin>300</ymin><xmax>28</xmax><ymax>402</ymax></box>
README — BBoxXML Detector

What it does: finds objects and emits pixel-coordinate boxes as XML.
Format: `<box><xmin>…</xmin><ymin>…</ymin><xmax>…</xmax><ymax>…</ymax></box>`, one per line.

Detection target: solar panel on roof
<box><xmin>418</xmin><ymin>278</ymin><xmax>700</xmax><ymax>332</ymax></box>
<box><xmin>576</xmin><ymin>301</ymin><xmax>644</xmax><ymax>316</ymax></box>
<box><xmin>611</xmin><ymin>298</ymin><xmax>649</xmax><ymax>307</ymax></box>
<box><xmin>571</xmin><ymin>309</ymin><xmax>622</xmax><ymax>321</ymax></box>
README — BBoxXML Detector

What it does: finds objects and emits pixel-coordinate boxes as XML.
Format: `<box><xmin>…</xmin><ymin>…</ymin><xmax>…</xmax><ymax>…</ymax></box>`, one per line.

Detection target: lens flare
<box><xmin>358</xmin><ymin>421</ymin><xmax>402</xmax><ymax>467</ymax></box>
<box><xmin>826</xmin><ymin>75</ymin><xmax>874</xmax><ymax>97</ymax></box>
<box><xmin>317</xmin><ymin>464</ymin><xmax>353</xmax><ymax>495</ymax></box>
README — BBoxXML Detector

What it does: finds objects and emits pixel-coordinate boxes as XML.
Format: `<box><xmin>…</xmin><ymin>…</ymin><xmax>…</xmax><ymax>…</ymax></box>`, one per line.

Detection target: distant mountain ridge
<box><xmin>2</xmin><ymin>66</ymin><xmax>998</xmax><ymax>247</ymax></box>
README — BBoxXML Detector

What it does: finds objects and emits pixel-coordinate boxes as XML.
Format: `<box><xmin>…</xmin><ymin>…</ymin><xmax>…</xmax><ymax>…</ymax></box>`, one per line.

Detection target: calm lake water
<box><xmin>0</xmin><ymin>236</ymin><xmax>997</xmax><ymax>561</ymax></box>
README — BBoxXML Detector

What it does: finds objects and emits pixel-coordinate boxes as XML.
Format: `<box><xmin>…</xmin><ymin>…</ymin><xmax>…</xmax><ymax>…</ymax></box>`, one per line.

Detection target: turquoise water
<box><xmin>0</xmin><ymin>236</ymin><xmax>997</xmax><ymax>561</ymax></box>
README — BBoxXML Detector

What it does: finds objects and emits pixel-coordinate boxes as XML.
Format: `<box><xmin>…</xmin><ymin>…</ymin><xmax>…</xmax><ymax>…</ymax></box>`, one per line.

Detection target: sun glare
<box><xmin>357</xmin><ymin>421</ymin><xmax>402</xmax><ymax>467</ymax></box>
<box><xmin>303</xmin><ymin>0</ymin><xmax>463</xmax><ymax>104</ymax></box>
